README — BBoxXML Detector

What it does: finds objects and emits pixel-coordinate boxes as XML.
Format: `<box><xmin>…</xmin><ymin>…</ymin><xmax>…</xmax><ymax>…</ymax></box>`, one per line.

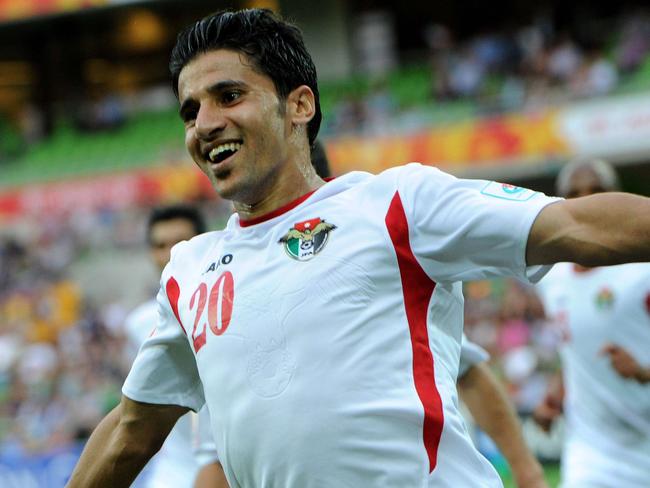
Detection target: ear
<box><xmin>286</xmin><ymin>85</ymin><xmax>315</xmax><ymax>127</ymax></box>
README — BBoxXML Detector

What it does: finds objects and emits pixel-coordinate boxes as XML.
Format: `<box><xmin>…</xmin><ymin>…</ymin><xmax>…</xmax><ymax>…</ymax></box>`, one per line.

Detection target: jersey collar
<box><xmin>238</xmin><ymin>177</ymin><xmax>335</xmax><ymax>228</ymax></box>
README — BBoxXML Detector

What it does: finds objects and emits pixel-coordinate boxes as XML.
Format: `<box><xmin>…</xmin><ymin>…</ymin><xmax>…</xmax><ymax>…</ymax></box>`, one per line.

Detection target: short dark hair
<box><xmin>170</xmin><ymin>8</ymin><xmax>322</xmax><ymax>147</ymax></box>
<box><xmin>147</xmin><ymin>204</ymin><xmax>207</xmax><ymax>243</ymax></box>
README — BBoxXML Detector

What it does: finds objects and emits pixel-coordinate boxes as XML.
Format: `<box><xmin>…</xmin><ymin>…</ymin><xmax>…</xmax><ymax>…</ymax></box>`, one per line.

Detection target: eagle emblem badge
<box><xmin>278</xmin><ymin>217</ymin><xmax>336</xmax><ymax>261</ymax></box>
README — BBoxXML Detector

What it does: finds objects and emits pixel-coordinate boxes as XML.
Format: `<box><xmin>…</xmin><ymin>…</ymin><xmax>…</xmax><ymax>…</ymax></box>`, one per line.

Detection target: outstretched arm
<box><xmin>527</xmin><ymin>193</ymin><xmax>650</xmax><ymax>266</ymax></box>
<box><xmin>67</xmin><ymin>395</ymin><xmax>188</xmax><ymax>487</ymax></box>
<box><xmin>458</xmin><ymin>363</ymin><xmax>548</xmax><ymax>488</ymax></box>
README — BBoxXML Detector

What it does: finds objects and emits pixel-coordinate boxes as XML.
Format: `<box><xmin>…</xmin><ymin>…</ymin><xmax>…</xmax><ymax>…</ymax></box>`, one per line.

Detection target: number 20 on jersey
<box><xmin>188</xmin><ymin>271</ymin><xmax>234</xmax><ymax>352</ymax></box>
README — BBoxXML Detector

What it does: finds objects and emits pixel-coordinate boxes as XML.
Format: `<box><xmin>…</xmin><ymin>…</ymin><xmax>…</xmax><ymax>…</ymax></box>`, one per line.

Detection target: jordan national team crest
<box><xmin>278</xmin><ymin>217</ymin><xmax>336</xmax><ymax>261</ymax></box>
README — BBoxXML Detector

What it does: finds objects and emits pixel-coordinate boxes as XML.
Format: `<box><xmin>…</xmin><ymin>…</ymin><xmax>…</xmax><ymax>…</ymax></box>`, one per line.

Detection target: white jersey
<box><xmin>124</xmin><ymin>300</ymin><xmax>201</xmax><ymax>488</ymax></box>
<box><xmin>124</xmin><ymin>300</ymin><xmax>159</xmax><ymax>359</ymax></box>
<box><xmin>192</xmin><ymin>333</ymin><xmax>490</xmax><ymax>465</ymax></box>
<box><xmin>193</xmin><ymin>406</ymin><xmax>220</xmax><ymax>467</ymax></box>
<box><xmin>458</xmin><ymin>333</ymin><xmax>489</xmax><ymax>378</ymax></box>
<box><xmin>123</xmin><ymin>164</ymin><xmax>557</xmax><ymax>487</ymax></box>
<box><xmin>537</xmin><ymin>262</ymin><xmax>650</xmax><ymax>487</ymax></box>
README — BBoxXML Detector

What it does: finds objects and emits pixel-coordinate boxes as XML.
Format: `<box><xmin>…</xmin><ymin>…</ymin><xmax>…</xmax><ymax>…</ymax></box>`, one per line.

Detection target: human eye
<box><xmin>180</xmin><ymin>106</ymin><xmax>197</xmax><ymax>125</ymax></box>
<box><xmin>222</xmin><ymin>90</ymin><xmax>242</xmax><ymax>104</ymax></box>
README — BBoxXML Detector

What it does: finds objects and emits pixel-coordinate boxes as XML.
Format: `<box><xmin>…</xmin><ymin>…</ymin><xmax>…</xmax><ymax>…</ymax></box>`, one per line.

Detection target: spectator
<box><xmin>571</xmin><ymin>49</ymin><xmax>619</xmax><ymax>97</ymax></box>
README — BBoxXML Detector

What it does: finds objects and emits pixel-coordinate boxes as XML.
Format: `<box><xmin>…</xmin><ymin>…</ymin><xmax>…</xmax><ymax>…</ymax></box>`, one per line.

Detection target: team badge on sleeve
<box><xmin>279</xmin><ymin>218</ymin><xmax>336</xmax><ymax>261</ymax></box>
<box><xmin>480</xmin><ymin>182</ymin><xmax>538</xmax><ymax>201</ymax></box>
<box><xmin>595</xmin><ymin>287</ymin><xmax>615</xmax><ymax>310</ymax></box>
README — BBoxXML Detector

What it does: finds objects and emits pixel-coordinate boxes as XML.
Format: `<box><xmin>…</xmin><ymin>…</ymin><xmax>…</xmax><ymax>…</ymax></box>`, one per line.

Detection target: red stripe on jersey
<box><xmin>385</xmin><ymin>191</ymin><xmax>444</xmax><ymax>473</ymax></box>
<box><xmin>166</xmin><ymin>277</ymin><xmax>187</xmax><ymax>335</ymax></box>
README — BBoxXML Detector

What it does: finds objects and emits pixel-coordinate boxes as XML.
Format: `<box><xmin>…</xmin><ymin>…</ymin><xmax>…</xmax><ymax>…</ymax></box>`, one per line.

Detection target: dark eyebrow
<box><xmin>207</xmin><ymin>79</ymin><xmax>248</xmax><ymax>95</ymax></box>
<box><xmin>179</xmin><ymin>80</ymin><xmax>248</xmax><ymax>118</ymax></box>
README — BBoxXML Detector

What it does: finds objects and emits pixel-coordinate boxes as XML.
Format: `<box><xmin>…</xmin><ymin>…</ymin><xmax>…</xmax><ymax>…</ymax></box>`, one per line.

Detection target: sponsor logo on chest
<box><xmin>202</xmin><ymin>253</ymin><xmax>234</xmax><ymax>274</ymax></box>
<box><xmin>278</xmin><ymin>217</ymin><xmax>336</xmax><ymax>261</ymax></box>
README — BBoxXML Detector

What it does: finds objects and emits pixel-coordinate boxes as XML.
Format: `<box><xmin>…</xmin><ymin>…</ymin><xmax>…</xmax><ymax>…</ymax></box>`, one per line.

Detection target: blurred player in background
<box><xmin>457</xmin><ymin>336</ymin><xmax>548</xmax><ymax>488</ymax></box>
<box><xmin>123</xmin><ymin>204</ymin><xmax>211</xmax><ymax>488</ymax></box>
<box><xmin>535</xmin><ymin>158</ymin><xmax>650</xmax><ymax>487</ymax></box>
<box><xmin>191</xmin><ymin>143</ymin><xmax>548</xmax><ymax>488</ymax></box>
<box><xmin>68</xmin><ymin>9</ymin><xmax>650</xmax><ymax>488</ymax></box>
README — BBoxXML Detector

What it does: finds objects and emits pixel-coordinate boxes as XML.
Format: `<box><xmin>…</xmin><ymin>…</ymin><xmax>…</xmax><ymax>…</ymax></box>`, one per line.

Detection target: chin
<box><xmin>213</xmin><ymin>179</ymin><xmax>243</xmax><ymax>202</ymax></box>
<box><xmin>213</xmin><ymin>169</ymin><xmax>262</xmax><ymax>205</ymax></box>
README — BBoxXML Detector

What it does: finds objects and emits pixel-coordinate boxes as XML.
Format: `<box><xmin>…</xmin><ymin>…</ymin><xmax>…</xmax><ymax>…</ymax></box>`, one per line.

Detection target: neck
<box><xmin>233</xmin><ymin>167</ymin><xmax>325</xmax><ymax>221</ymax></box>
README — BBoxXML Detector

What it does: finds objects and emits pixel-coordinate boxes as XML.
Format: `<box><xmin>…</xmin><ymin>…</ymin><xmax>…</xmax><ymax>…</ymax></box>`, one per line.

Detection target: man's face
<box><xmin>149</xmin><ymin>218</ymin><xmax>197</xmax><ymax>272</ymax></box>
<box><xmin>178</xmin><ymin>49</ymin><xmax>290</xmax><ymax>203</ymax></box>
<box><xmin>566</xmin><ymin>167</ymin><xmax>608</xmax><ymax>199</ymax></box>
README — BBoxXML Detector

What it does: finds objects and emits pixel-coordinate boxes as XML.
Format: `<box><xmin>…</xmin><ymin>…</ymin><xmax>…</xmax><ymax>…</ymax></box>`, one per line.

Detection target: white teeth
<box><xmin>208</xmin><ymin>142</ymin><xmax>242</xmax><ymax>162</ymax></box>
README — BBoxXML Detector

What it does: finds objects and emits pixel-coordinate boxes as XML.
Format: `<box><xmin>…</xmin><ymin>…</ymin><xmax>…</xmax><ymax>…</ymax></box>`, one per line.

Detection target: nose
<box><xmin>195</xmin><ymin>101</ymin><xmax>226</xmax><ymax>140</ymax></box>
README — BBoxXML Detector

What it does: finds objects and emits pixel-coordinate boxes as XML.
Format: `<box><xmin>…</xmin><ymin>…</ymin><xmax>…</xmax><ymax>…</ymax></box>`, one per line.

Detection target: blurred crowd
<box><xmin>464</xmin><ymin>279</ymin><xmax>562</xmax><ymax>414</ymax></box>
<box><xmin>3</xmin><ymin>10</ymin><xmax>649</xmax><ymax>158</ymax></box>
<box><xmin>0</xmin><ymin>209</ymin><xmax>144</xmax><ymax>456</ymax></box>
<box><xmin>326</xmin><ymin>10</ymin><xmax>650</xmax><ymax>136</ymax></box>
<box><xmin>0</xmin><ymin>201</ymin><xmax>231</xmax><ymax>456</ymax></box>
<box><xmin>424</xmin><ymin>15</ymin><xmax>641</xmax><ymax>105</ymax></box>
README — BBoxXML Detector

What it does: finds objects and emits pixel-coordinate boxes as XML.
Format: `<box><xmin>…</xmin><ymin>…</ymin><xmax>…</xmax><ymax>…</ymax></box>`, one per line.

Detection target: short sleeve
<box><xmin>123</xmin><ymin>299</ymin><xmax>158</xmax><ymax>362</ymax></box>
<box><xmin>458</xmin><ymin>333</ymin><xmax>489</xmax><ymax>378</ymax></box>
<box><xmin>193</xmin><ymin>406</ymin><xmax>220</xmax><ymax>466</ymax></box>
<box><xmin>395</xmin><ymin>163</ymin><xmax>561</xmax><ymax>283</ymax></box>
<box><xmin>122</xmin><ymin>269</ymin><xmax>205</xmax><ymax>412</ymax></box>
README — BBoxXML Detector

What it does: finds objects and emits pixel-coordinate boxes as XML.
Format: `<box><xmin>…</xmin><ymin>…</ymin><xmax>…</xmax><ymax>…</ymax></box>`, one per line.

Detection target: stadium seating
<box><xmin>3</xmin><ymin>59</ymin><xmax>648</xmax><ymax>190</ymax></box>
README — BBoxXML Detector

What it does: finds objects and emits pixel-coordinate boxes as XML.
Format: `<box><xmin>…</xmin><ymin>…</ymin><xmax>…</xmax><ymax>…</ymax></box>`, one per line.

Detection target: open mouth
<box><xmin>207</xmin><ymin>141</ymin><xmax>242</xmax><ymax>165</ymax></box>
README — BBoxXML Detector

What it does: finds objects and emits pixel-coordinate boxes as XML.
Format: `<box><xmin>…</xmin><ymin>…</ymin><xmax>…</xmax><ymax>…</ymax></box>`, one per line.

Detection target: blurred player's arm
<box><xmin>601</xmin><ymin>343</ymin><xmax>650</xmax><ymax>384</ymax></box>
<box><xmin>532</xmin><ymin>372</ymin><xmax>564</xmax><ymax>432</ymax></box>
<box><xmin>458</xmin><ymin>363</ymin><xmax>548</xmax><ymax>488</ymax></box>
<box><xmin>527</xmin><ymin>193</ymin><xmax>650</xmax><ymax>266</ymax></box>
<box><xmin>195</xmin><ymin>462</ymin><xmax>229</xmax><ymax>488</ymax></box>
<box><xmin>193</xmin><ymin>406</ymin><xmax>229</xmax><ymax>488</ymax></box>
<box><xmin>67</xmin><ymin>395</ymin><xmax>188</xmax><ymax>487</ymax></box>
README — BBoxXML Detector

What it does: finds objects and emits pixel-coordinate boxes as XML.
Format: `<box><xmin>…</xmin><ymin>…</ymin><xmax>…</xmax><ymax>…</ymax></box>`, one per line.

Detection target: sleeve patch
<box><xmin>480</xmin><ymin>181</ymin><xmax>538</xmax><ymax>202</ymax></box>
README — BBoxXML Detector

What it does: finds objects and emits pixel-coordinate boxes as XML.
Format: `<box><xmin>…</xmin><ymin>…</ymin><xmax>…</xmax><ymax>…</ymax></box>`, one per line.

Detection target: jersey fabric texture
<box><xmin>537</xmin><ymin>263</ymin><xmax>650</xmax><ymax>488</ymax></box>
<box><xmin>192</xmin><ymin>333</ymin><xmax>490</xmax><ymax>465</ymax></box>
<box><xmin>193</xmin><ymin>406</ymin><xmax>220</xmax><ymax>467</ymax></box>
<box><xmin>123</xmin><ymin>163</ymin><xmax>557</xmax><ymax>487</ymax></box>
<box><xmin>124</xmin><ymin>299</ymin><xmax>202</xmax><ymax>488</ymax></box>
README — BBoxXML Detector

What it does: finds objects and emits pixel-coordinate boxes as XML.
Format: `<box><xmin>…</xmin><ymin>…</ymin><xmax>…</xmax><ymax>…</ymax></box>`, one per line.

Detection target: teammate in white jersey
<box><xmin>109</xmin><ymin>205</ymin><xmax>212</xmax><ymax>487</ymax></box>
<box><xmin>534</xmin><ymin>158</ymin><xmax>650</xmax><ymax>487</ymax></box>
<box><xmin>121</xmin><ymin>205</ymin><xmax>209</xmax><ymax>488</ymax></box>
<box><xmin>68</xmin><ymin>9</ymin><xmax>650</xmax><ymax>488</ymax></box>
<box><xmin>457</xmin><ymin>336</ymin><xmax>548</xmax><ymax>488</ymax></box>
